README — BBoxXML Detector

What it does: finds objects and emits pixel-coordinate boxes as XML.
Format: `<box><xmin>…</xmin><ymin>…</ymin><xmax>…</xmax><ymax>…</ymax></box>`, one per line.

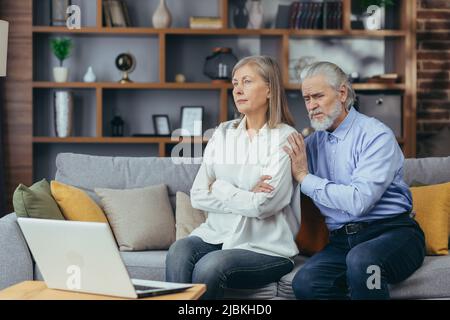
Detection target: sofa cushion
<box><xmin>223</xmin><ymin>284</ymin><xmax>278</xmax><ymax>300</ymax></box>
<box><xmin>295</xmin><ymin>196</ymin><xmax>329</xmax><ymax>256</ymax></box>
<box><xmin>411</xmin><ymin>182</ymin><xmax>450</xmax><ymax>255</ymax></box>
<box><xmin>95</xmin><ymin>185</ymin><xmax>176</xmax><ymax>251</ymax></box>
<box><xmin>390</xmin><ymin>255</ymin><xmax>450</xmax><ymax>299</ymax></box>
<box><xmin>277</xmin><ymin>255</ymin><xmax>309</xmax><ymax>299</ymax></box>
<box><xmin>404</xmin><ymin>157</ymin><xmax>450</xmax><ymax>186</ymax></box>
<box><xmin>276</xmin><ymin>255</ymin><xmax>450</xmax><ymax>300</ymax></box>
<box><xmin>55</xmin><ymin>153</ymin><xmax>201</xmax><ymax>210</ymax></box>
<box><xmin>175</xmin><ymin>192</ymin><xmax>207</xmax><ymax>240</ymax></box>
<box><xmin>13</xmin><ymin>179</ymin><xmax>65</xmax><ymax>220</ymax></box>
<box><xmin>120</xmin><ymin>251</ymin><xmax>167</xmax><ymax>281</ymax></box>
<box><xmin>51</xmin><ymin>181</ymin><xmax>108</xmax><ymax>223</ymax></box>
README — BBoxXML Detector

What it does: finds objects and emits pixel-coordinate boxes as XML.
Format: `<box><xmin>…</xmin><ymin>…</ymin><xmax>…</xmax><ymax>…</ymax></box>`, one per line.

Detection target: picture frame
<box><xmin>152</xmin><ymin>114</ymin><xmax>171</xmax><ymax>136</ymax></box>
<box><xmin>180</xmin><ymin>106</ymin><xmax>204</xmax><ymax>136</ymax></box>
<box><xmin>104</xmin><ymin>0</ymin><xmax>131</xmax><ymax>28</ymax></box>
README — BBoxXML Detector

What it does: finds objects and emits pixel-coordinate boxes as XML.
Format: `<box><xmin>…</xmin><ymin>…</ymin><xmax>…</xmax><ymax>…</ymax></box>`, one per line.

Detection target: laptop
<box><xmin>17</xmin><ymin>218</ymin><xmax>193</xmax><ymax>299</ymax></box>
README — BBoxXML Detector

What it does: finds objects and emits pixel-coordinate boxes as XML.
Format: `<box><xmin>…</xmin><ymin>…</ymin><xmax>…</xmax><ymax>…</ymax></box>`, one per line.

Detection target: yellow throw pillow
<box><xmin>51</xmin><ymin>181</ymin><xmax>108</xmax><ymax>223</ymax></box>
<box><xmin>411</xmin><ymin>182</ymin><xmax>450</xmax><ymax>255</ymax></box>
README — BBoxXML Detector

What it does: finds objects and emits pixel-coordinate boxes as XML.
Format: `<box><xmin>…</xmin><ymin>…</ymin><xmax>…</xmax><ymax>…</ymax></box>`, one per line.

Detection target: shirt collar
<box><xmin>237</xmin><ymin>116</ymin><xmax>269</xmax><ymax>137</ymax></box>
<box><xmin>327</xmin><ymin>107</ymin><xmax>357</xmax><ymax>141</ymax></box>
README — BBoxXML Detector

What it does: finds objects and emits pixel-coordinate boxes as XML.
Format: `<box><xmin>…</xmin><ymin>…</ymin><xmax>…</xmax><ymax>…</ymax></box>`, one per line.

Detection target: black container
<box><xmin>203</xmin><ymin>48</ymin><xmax>238</xmax><ymax>81</ymax></box>
<box><xmin>111</xmin><ymin>115</ymin><xmax>125</xmax><ymax>137</ymax></box>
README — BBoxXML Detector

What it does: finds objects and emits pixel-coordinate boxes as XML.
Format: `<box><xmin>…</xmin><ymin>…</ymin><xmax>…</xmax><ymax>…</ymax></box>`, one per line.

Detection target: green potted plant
<box><xmin>50</xmin><ymin>37</ymin><xmax>73</xmax><ymax>82</ymax></box>
<box><xmin>358</xmin><ymin>0</ymin><xmax>394</xmax><ymax>30</ymax></box>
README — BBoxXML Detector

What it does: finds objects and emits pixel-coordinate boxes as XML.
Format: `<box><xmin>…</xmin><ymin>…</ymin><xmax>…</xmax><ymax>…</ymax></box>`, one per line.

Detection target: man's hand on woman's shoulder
<box><xmin>284</xmin><ymin>132</ymin><xmax>309</xmax><ymax>184</ymax></box>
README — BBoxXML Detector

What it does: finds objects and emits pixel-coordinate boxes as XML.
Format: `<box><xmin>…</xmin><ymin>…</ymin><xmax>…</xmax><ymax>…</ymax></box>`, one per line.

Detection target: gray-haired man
<box><xmin>284</xmin><ymin>61</ymin><xmax>425</xmax><ymax>299</ymax></box>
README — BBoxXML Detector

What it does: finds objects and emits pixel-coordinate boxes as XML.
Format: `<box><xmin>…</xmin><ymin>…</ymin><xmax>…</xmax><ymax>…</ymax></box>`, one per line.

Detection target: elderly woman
<box><xmin>165</xmin><ymin>55</ymin><xmax>300</xmax><ymax>299</ymax></box>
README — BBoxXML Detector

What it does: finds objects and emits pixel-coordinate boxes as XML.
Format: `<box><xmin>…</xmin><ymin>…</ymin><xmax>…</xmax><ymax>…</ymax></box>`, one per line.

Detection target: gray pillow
<box><xmin>176</xmin><ymin>192</ymin><xmax>207</xmax><ymax>240</ymax></box>
<box><xmin>95</xmin><ymin>184</ymin><xmax>175</xmax><ymax>251</ymax></box>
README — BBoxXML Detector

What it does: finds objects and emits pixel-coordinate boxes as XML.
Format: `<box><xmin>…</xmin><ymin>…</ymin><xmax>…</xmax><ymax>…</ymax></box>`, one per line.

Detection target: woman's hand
<box><xmin>283</xmin><ymin>132</ymin><xmax>309</xmax><ymax>183</ymax></box>
<box><xmin>252</xmin><ymin>175</ymin><xmax>274</xmax><ymax>193</ymax></box>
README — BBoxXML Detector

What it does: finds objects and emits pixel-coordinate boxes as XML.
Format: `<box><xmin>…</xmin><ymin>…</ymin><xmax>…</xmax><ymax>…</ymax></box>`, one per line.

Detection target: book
<box><xmin>275</xmin><ymin>4</ymin><xmax>290</xmax><ymax>29</ymax></box>
<box><xmin>189</xmin><ymin>17</ymin><xmax>222</xmax><ymax>28</ymax></box>
<box><xmin>103</xmin><ymin>0</ymin><xmax>112</xmax><ymax>27</ymax></box>
<box><xmin>288</xmin><ymin>2</ymin><xmax>299</xmax><ymax>28</ymax></box>
<box><xmin>367</xmin><ymin>73</ymin><xmax>399</xmax><ymax>83</ymax></box>
<box><xmin>190</xmin><ymin>16</ymin><xmax>223</xmax><ymax>29</ymax></box>
<box><xmin>121</xmin><ymin>0</ymin><xmax>131</xmax><ymax>27</ymax></box>
<box><xmin>108</xmin><ymin>0</ymin><xmax>127</xmax><ymax>27</ymax></box>
<box><xmin>190</xmin><ymin>23</ymin><xmax>223</xmax><ymax>29</ymax></box>
<box><xmin>190</xmin><ymin>16</ymin><xmax>221</xmax><ymax>23</ymax></box>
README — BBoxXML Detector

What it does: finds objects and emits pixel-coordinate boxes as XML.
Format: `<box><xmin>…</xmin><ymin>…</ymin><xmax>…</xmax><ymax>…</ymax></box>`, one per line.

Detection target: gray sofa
<box><xmin>1</xmin><ymin>153</ymin><xmax>450</xmax><ymax>299</ymax></box>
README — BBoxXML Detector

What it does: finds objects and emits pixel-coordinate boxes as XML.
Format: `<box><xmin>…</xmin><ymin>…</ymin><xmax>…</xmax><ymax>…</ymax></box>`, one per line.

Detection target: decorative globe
<box><xmin>115</xmin><ymin>53</ymin><xmax>134</xmax><ymax>72</ymax></box>
<box><xmin>115</xmin><ymin>53</ymin><xmax>136</xmax><ymax>83</ymax></box>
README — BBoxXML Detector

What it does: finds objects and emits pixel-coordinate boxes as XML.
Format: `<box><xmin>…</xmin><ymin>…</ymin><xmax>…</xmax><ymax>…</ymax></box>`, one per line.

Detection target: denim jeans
<box><xmin>165</xmin><ymin>236</ymin><xmax>294</xmax><ymax>299</ymax></box>
<box><xmin>292</xmin><ymin>213</ymin><xmax>426</xmax><ymax>300</ymax></box>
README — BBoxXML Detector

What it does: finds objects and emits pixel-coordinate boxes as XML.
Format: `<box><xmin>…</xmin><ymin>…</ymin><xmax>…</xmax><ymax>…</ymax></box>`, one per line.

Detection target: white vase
<box><xmin>83</xmin><ymin>66</ymin><xmax>96</xmax><ymax>82</ymax></box>
<box><xmin>53</xmin><ymin>91</ymin><xmax>73</xmax><ymax>138</ymax></box>
<box><xmin>152</xmin><ymin>0</ymin><xmax>172</xmax><ymax>29</ymax></box>
<box><xmin>53</xmin><ymin>66</ymin><xmax>68</xmax><ymax>82</ymax></box>
<box><xmin>247</xmin><ymin>0</ymin><xmax>263</xmax><ymax>29</ymax></box>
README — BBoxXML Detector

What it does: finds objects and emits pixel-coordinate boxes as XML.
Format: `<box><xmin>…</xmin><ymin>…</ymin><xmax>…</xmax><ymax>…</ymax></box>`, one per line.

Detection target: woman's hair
<box><xmin>231</xmin><ymin>55</ymin><xmax>295</xmax><ymax>128</ymax></box>
<box><xmin>300</xmin><ymin>61</ymin><xmax>355</xmax><ymax>111</ymax></box>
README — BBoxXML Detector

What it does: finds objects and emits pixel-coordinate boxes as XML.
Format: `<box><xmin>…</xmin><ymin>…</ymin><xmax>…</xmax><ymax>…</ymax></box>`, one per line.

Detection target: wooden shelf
<box><xmin>33</xmin><ymin>137</ymin><xmax>209</xmax><ymax>144</ymax></box>
<box><xmin>32</xmin><ymin>82</ymin><xmax>229</xmax><ymax>90</ymax></box>
<box><xmin>33</xmin><ymin>82</ymin><xmax>405</xmax><ymax>91</ymax></box>
<box><xmin>32</xmin><ymin>26</ymin><xmax>407</xmax><ymax>38</ymax></box>
<box><xmin>31</xmin><ymin>0</ymin><xmax>417</xmax><ymax>160</ymax></box>
<box><xmin>285</xmin><ymin>83</ymin><xmax>406</xmax><ymax>91</ymax></box>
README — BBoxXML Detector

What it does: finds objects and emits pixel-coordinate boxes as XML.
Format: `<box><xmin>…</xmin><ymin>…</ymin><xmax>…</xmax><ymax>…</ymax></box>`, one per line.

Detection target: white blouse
<box><xmin>189</xmin><ymin>117</ymin><xmax>301</xmax><ymax>260</ymax></box>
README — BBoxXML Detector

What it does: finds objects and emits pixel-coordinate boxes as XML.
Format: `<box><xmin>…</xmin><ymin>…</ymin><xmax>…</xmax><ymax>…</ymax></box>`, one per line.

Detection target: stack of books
<box><xmin>367</xmin><ymin>73</ymin><xmax>399</xmax><ymax>84</ymax></box>
<box><xmin>189</xmin><ymin>16</ymin><xmax>223</xmax><ymax>29</ymax></box>
<box><xmin>288</xmin><ymin>1</ymin><xmax>342</xmax><ymax>30</ymax></box>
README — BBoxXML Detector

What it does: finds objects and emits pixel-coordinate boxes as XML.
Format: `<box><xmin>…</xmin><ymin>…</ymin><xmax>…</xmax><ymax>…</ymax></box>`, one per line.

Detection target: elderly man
<box><xmin>283</xmin><ymin>61</ymin><xmax>425</xmax><ymax>299</ymax></box>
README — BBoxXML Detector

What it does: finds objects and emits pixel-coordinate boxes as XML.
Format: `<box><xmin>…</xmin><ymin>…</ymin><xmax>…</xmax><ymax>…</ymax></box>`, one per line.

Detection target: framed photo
<box><xmin>180</xmin><ymin>106</ymin><xmax>204</xmax><ymax>136</ymax></box>
<box><xmin>152</xmin><ymin>114</ymin><xmax>171</xmax><ymax>136</ymax></box>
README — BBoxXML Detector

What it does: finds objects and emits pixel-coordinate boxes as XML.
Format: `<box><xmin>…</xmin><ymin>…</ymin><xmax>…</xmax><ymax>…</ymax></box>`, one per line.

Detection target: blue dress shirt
<box><xmin>301</xmin><ymin>107</ymin><xmax>412</xmax><ymax>231</ymax></box>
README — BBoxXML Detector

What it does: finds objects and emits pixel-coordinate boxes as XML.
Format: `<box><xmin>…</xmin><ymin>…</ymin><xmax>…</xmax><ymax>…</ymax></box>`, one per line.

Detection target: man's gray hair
<box><xmin>300</xmin><ymin>61</ymin><xmax>355</xmax><ymax>110</ymax></box>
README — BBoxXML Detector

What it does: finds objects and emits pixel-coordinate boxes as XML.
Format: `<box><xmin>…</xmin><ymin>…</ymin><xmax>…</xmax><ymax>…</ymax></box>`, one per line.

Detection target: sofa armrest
<box><xmin>0</xmin><ymin>213</ymin><xmax>33</xmax><ymax>290</ymax></box>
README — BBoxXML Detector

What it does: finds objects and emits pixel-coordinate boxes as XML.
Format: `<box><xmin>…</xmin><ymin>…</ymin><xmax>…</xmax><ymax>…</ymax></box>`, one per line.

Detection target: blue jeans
<box><xmin>165</xmin><ymin>236</ymin><xmax>294</xmax><ymax>299</ymax></box>
<box><xmin>292</xmin><ymin>213</ymin><xmax>426</xmax><ymax>300</ymax></box>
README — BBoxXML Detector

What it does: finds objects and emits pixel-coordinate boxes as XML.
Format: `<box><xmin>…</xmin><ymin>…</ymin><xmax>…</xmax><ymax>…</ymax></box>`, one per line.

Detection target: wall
<box><xmin>417</xmin><ymin>0</ymin><xmax>450</xmax><ymax>157</ymax></box>
<box><xmin>0</xmin><ymin>0</ymin><xmax>32</xmax><ymax>216</ymax></box>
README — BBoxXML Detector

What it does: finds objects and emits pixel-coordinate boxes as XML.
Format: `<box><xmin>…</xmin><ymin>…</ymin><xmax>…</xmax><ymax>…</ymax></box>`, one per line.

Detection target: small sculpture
<box><xmin>83</xmin><ymin>66</ymin><xmax>96</xmax><ymax>82</ymax></box>
<box><xmin>175</xmin><ymin>74</ymin><xmax>186</xmax><ymax>83</ymax></box>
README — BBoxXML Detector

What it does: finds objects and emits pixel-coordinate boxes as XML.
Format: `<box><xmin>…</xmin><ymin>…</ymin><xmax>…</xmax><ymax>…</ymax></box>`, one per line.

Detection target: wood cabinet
<box><xmin>32</xmin><ymin>0</ymin><xmax>416</xmax><ymax>180</ymax></box>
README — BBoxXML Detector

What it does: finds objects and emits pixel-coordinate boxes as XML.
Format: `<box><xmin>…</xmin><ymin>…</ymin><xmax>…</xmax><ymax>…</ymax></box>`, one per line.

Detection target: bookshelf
<box><xmin>32</xmin><ymin>0</ymin><xmax>417</xmax><ymax>180</ymax></box>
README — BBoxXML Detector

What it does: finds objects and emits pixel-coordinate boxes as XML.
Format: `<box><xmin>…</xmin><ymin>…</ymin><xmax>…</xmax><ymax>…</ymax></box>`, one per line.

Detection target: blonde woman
<box><xmin>166</xmin><ymin>56</ymin><xmax>300</xmax><ymax>299</ymax></box>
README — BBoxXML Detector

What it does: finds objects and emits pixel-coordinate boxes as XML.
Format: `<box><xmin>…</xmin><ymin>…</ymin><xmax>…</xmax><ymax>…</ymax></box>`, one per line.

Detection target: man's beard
<box><xmin>309</xmin><ymin>100</ymin><xmax>343</xmax><ymax>131</ymax></box>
